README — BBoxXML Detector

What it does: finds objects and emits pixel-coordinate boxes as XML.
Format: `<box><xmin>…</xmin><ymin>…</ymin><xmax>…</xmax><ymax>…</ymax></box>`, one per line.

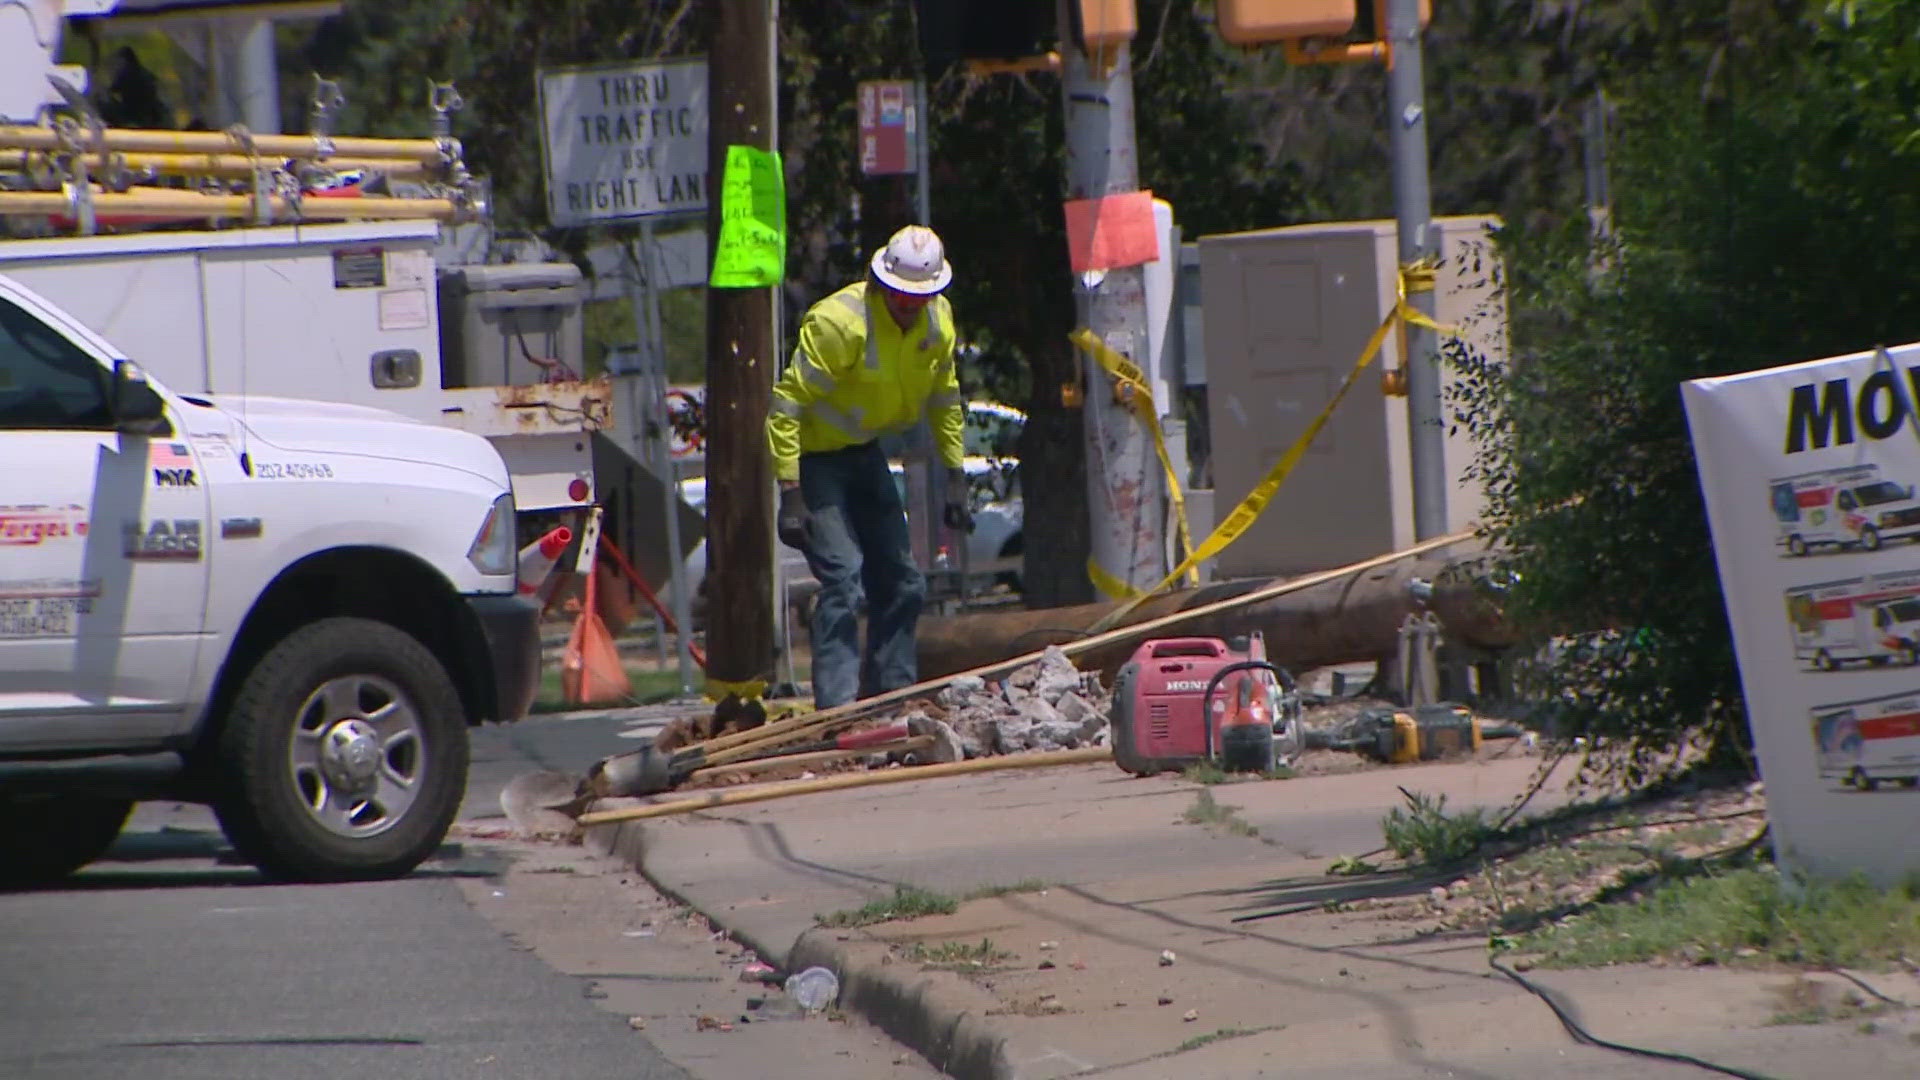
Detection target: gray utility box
<box><xmin>1197</xmin><ymin>216</ymin><xmax>1507</xmax><ymax>579</ymax></box>
<box><xmin>438</xmin><ymin>262</ymin><xmax>586</xmax><ymax>388</ymax></box>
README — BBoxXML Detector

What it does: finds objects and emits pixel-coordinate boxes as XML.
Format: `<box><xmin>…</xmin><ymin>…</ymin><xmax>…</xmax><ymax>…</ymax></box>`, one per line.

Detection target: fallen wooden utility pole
<box><xmin>920</xmin><ymin>535</ymin><xmax>1510</xmax><ymax>680</ymax></box>
<box><xmin>585</xmin><ymin>531</ymin><xmax>1478</xmax><ymax>800</ymax></box>
<box><xmin>580</xmin><ymin>747</ymin><xmax>1113</xmax><ymax>826</ymax></box>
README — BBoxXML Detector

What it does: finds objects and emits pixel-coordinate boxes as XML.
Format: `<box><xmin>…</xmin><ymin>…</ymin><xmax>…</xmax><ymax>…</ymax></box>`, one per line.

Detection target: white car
<box><xmin>0</xmin><ymin>274</ymin><xmax>538</xmax><ymax>886</ymax></box>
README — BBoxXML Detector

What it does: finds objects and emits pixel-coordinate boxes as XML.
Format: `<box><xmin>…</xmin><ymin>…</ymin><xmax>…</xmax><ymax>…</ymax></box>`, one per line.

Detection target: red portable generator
<box><xmin>1111</xmin><ymin>635</ymin><xmax>1298</xmax><ymax>776</ymax></box>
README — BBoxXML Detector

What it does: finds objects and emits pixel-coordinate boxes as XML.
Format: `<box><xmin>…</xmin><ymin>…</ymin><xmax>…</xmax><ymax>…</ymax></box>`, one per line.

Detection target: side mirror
<box><xmin>111</xmin><ymin>359</ymin><xmax>170</xmax><ymax>435</ymax></box>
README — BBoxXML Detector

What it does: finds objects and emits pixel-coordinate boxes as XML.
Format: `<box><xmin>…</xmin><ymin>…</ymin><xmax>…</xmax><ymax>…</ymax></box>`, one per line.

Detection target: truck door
<box><xmin>0</xmin><ymin>291</ymin><xmax>210</xmax><ymax>754</ymax></box>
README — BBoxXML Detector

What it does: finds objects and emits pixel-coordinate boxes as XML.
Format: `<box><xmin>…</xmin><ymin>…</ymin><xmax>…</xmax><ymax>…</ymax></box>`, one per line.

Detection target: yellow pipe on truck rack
<box><xmin>0</xmin><ymin>151</ymin><xmax>432</xmax><ymax>181</ymax></box>
<box><xmin>0</xmin><ymin>189</ymin><xmax>462</xmax><ymax>222</ymax></box>
<box><xmin>0</xmin><ymin>125</ymin><xmax>448</xmax><ymax>165</ymax></box>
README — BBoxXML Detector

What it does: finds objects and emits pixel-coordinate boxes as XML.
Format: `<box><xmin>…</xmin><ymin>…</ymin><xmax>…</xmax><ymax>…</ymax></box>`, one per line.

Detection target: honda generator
<box><xmin>1111</xmin><ymin>635</ymin><xmax>1302</xmax><ymax>776</ymax></box>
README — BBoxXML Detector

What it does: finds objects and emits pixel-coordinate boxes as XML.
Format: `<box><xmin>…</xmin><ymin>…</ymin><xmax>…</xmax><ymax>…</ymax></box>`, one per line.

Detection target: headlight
<box><xmin>467</xmin><ymin>493</ymin><xmax>517</xmax><ymax>577</ymax></box>
<box><xmin>1883</xmin><ymin>512</ymin><xmax>1901</xmax><ymax>527</ymax></box>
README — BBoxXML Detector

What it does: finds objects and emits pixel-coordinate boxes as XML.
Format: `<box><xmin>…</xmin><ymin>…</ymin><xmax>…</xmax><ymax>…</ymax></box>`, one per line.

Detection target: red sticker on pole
<box><xmin>1063</xmin><ymin>191</ymin><xmax>1160</xmax><ymax>272</ymax></box>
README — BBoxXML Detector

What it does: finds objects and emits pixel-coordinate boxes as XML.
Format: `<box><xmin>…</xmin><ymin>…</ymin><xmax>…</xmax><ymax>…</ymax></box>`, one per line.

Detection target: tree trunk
<box><xmin>920</xmin><ymin>543</ymin><xmax>1515</xmax><ymax>682</ymax></box>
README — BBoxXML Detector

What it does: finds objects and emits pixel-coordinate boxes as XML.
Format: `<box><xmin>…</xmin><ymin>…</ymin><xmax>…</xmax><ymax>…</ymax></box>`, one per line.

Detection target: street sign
<box><xmin>537</xmin><ymin>57</ymin><xmax>710</xmax><ymax>227</ymax></box>
<box><xmin>858</xmin><ymin>79</ymin><xmax>918</xmax><ymax>176</ymax></box>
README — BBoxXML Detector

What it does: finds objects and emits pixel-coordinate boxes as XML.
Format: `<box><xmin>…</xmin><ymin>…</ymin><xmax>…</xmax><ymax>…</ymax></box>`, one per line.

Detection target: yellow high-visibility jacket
<box><xmin>767</xmin><ymin>281</ymin><xmax>964</xmax><ymax>482</ymax></box>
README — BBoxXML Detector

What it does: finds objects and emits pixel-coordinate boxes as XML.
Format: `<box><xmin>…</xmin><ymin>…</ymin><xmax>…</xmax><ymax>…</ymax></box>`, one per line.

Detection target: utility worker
<box><xmin>769</xmin><ymin>225</ymin><xmax>972</xmax><ymax>709</ymax></box>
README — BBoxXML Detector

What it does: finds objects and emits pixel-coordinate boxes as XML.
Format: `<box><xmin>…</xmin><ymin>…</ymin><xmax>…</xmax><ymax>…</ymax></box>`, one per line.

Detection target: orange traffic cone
<box><xmin>560</xmin><ymin>551</ymin><xmax>631</xmax><ymax>706</ymax></box>
<box><xmin>517</xmin><ymin>526</ymin><xmax>572</xmax><ymax>599</ymax></box>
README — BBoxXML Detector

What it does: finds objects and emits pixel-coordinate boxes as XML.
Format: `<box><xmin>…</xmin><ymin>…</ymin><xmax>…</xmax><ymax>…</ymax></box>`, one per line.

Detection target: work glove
<box><xmin>942</xmin><ymin>468</ymin><xmax>974</xmax><ymax>534</ymax></box>
<box><xmin>777</xmin><ymin>484</ymin><xmax>811</xmax><ymax>551</ymax></box>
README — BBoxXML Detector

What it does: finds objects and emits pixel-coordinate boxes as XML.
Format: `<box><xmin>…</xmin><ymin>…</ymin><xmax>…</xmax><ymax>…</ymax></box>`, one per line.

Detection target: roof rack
<box><xmin>0</xmin><ymin>76</ymin><xmax>486</xmax><ymax>235</ymax></box>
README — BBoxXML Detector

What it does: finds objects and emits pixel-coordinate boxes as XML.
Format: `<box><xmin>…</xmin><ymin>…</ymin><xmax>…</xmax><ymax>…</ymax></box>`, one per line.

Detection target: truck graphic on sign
<box><xmin>1812</xmin><ymin>691</ymin><xmax>1920</xmax><ymax>791</ymax></box>
<box><xmin>1785</xmin><ymin>570</ymin><xmax>1920</xmax><ymax>670</ymax></box>
<box><xmin>1770</xmin><ymin>464</ymin><xmax>1920</xmax><ymax>556</ymax></box>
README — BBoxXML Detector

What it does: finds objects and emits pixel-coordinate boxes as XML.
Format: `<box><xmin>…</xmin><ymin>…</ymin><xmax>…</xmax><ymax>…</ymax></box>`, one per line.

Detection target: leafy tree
<box><xmin>1453</xmin><ymin>3</ymin><xmax>1920</xmax><ymax>781</ymax></box>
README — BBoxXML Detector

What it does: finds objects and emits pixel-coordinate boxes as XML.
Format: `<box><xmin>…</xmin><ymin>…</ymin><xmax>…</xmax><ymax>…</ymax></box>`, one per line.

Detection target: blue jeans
<box><xmin>798</xmin><ymin>441</ymin><xmax>926</xmax><ymax>709</ymax></box>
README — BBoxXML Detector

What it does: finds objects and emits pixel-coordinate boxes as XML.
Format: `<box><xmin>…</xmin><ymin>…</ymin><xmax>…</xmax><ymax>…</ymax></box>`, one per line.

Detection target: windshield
<box><xmin>1853</xmin><ymin>481</ymin><xmax>1909</xmax><ymax>506</ymax></box>
<box><xmin>1884</xmin><ymin>600</ymin><xmax>1920</xmax><ymax>623</ymax></box>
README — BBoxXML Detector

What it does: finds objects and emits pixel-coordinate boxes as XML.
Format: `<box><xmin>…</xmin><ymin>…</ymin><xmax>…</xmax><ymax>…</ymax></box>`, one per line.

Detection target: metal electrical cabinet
<box><xmin>1197</xmin><ymin>216</ymin><xmax>1506</xmax><ymax>578</ymax></box>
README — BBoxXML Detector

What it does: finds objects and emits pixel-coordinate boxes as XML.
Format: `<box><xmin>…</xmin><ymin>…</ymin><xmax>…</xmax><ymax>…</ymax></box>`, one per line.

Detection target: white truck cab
<box><xmin>0</xmin><ymin>273</ymin><xmax>539</xmax><ymax>885</ymax></box>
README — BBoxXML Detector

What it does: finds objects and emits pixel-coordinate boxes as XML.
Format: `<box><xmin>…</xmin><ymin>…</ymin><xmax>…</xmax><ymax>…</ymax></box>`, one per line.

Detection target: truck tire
<box><xmin>1787</xmin><ymin>535</ymin><xmax>1808</xmax><ymax>557</ymax></box>
<box><xmin>0</xmin><ymin>794</ymin><xmax>132</xmax><ymax>888</ymax></box>
<box><xmin>213</xmin><ymin>618</ymin><xmax>468</xmax><ymax>882</ymax></box>
<box><xmin>1860</xmin><ymin>526</ymin><xmax>1883</xmax><ymax>552</ymax></box>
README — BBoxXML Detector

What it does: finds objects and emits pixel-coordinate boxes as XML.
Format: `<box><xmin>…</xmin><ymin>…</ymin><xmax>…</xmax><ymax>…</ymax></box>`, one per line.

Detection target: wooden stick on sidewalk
<box><xmin>683</xmin><ymin>736</ymin><xmax>932</xmax><ymax>785</ymax></box>
<box><xmin>579</xmin><ymin>747</ymin><xmax>1113</xmax><ymax>826</ymax></box>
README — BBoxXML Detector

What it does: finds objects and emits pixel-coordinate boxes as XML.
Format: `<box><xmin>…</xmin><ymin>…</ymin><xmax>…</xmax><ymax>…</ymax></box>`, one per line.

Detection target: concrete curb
<box><xmin>584</xmin><ymin>815</ymin><xmax>1018</xmax><ymax>1080</ymax></box>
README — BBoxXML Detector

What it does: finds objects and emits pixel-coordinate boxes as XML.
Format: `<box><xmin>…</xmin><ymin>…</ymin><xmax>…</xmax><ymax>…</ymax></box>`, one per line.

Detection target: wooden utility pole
<box><xmin>703</xmin><ymin>0</ymin><xmax>777</xmax><ymax>708</ymax></box>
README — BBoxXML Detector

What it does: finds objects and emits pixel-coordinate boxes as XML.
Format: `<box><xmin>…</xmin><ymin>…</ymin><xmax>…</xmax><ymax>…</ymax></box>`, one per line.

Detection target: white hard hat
<box><xmin>870</xmin><ymin>225</ymin><xmax>952</xmax><ymax>295</ymax></box>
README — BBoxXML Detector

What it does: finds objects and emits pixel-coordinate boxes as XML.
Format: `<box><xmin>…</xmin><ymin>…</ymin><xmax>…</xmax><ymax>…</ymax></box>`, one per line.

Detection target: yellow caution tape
<box><xmin>1087</xmin><ymin>556</ymin><xmax>1145</xmax><ymax>600</ymax></box>
<box><xmin>1083</xmin><ymin>263</ymin><xmax>1458</xmax><ymax>634</ymax></box>
<box><xmin>703</xmin><ymin>677</ymin><xmax>768</xmax><ymax>703</ymax></box>
<box><xmin>1071</xmin><ymin>328</ymin><xmax>1199</xmax><ymax>599</ymax></box>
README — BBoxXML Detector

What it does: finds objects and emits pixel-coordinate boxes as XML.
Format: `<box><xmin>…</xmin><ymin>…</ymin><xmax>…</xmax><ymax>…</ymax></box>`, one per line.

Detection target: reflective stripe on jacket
<box><xmin>766</xmin><ymin>281</ymin><xmax>964</xmax><ymax>482</ymax></box>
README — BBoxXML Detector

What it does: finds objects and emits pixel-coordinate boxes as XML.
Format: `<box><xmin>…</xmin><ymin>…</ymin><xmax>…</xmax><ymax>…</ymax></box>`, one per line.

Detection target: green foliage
<box><xmin>1381</xmin><ymin>789</ymin><xmax>1491</xmax><ymax>867</ymax></box>
<box><xmin>816</xmin><ymin>884</ymin><xmax>958</xmax><ymax>928</ymax></box>
<box><xmin>1454</xmin><ymin>7</ymin><xmax>1920</xmax><ymax>777</ymax></box>
<box><xmin>1525</xmin><ymin>869</ymin><xmax>1920</xmax><ymax>970</ymax></box>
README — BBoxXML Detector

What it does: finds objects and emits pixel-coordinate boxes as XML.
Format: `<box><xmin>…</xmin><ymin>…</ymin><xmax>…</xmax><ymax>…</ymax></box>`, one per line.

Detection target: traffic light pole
<box><xmin>1059</xmin><ymin>1</ymin><xmax>1166</xmax><ymax>597</ymax></box>
<box><xmin>1386</xmin><ymin>0</ymin><xmax>1448</xmax><ymax>540</ymax></box>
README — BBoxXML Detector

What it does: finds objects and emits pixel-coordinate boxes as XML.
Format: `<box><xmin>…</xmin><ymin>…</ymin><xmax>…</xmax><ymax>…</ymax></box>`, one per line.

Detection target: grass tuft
<box><xmin>1381</xmin><ymin>788</ymin><xmax>1493</xmax><ymax>867</ymax></box>
<box><xmin>1183</xmin><ymin>790</ymin><xmax>1259</xmax><ymax>838</ymax></box>
<box><xmin>817</xmin><ymin>885</ymin><xmax>958</xmax><ymax>928</ymax></box>
<box><xmin>962</xmin><ymin>879</ymin><xmax>1051</xmax><ymax>901</ymax></box>
<box><xmin>901</xmin><ymin>938</ymin><xmax>1013</xmax><ymax>968</ymax></box>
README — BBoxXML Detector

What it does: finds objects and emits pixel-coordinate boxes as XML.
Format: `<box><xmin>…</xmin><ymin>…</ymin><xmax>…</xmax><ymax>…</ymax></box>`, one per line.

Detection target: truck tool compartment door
<box><xmin>0</xmin><ymin>290</ymin><xmax>209</xmax><ymax>753</ymax></box>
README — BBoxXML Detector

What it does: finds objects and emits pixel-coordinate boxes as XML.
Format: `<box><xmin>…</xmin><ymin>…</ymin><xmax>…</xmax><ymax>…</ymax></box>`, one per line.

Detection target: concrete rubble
<box><xmin>908</xmin><ymin>646</ymin><xmax>1113</xmax><ymax>759</ymax></box>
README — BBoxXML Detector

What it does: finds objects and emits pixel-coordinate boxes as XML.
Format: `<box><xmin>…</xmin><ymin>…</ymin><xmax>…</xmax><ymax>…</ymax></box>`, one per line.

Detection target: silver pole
<box><xmin>912</xmin><ymin>79</ymin><xmax>931</xmax><ymax>227</ymax></box>
<box><xmin>1059</xmin><ymin>4</ymin><xmax>1165</xmax><ymax>592</ymax></box>
<box><xmin>639</xmin><ymin>220</ymin><xmax>697</xmax><ymax>694</ymax></box>
<box><xmin>233</xmin><ymin>18</ymin><xmax>282</xmax><ymax>132</ymax></box>
<box><xmin>1387</xmin><ymin>0</ymin><xmax>1447</xmax><ymax>540</ymax></box>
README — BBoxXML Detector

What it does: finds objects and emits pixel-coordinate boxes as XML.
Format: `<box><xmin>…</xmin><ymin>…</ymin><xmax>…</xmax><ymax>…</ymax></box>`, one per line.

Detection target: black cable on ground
<box><xmin>1488</xmin><ymin>954</ymin><xmax>1781</xmax><ymax>1080</ymax></box>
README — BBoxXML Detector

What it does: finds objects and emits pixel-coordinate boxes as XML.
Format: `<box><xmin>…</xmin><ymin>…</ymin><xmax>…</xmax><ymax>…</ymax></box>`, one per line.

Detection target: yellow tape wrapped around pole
<box><xmin>1071</xmin><ymin>329</ymin><xmax>1198</xmax><ymax>598</ymax></box>
<box><xmin>1083</xmin><ymin>266</ymin><xmax>1458</xmax><ymax>636</ymax></box>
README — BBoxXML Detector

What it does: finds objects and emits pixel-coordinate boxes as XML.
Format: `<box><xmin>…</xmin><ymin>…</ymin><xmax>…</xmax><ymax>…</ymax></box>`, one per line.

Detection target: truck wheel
<box><xmin>0</xmin><ymin>794</ymin><xmax>132</xmax><ymax>888</ymax></box>
<box><xmin>213</xmin><ymin>618</ymin><xmax>468</xmax><ymax>882</ymax></box>
<box><xmin>1861</xmin><ymin>526</ymin><xmax>1883</xmax><ymax>552</ymax></box>
<box><xmin>1903</xmin><ymin>644</ymin><xmax>1920</xmax><ymax>667</ymax></box>
<box><xmin>1787</xmin><ymin>535</ymin><xmax>1808</xmax><ymax>557</ymax></box>
<box><xmin>1815</xmin><ymin>649</ymin><xmax>1837</xmax><ymax>672</ymax></box>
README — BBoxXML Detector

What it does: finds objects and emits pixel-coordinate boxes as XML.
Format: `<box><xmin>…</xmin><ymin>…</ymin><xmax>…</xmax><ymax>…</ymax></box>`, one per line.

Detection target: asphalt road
<box><xmin>0</xmin><ymin>705</ymin><xmax>693</xmax><ymax>1080</ymax></box>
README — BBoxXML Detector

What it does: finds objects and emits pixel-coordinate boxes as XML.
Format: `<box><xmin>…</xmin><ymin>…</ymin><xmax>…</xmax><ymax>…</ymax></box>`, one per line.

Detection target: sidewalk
<box><xmin>586</xmin><ymin>756</ymin><xmax>1920</xmax><ymax>1079</ymax></box>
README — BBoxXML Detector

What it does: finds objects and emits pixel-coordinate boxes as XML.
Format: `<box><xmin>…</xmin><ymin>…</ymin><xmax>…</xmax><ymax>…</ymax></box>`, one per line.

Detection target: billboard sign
<box><xmin>1685</xmin><ymin>343</ymin><xmax>1920</xmax><ymax>885</ymax></box>
<box><xmin>538</xmin><ymin>57</ymin><xmax>709</xmax><ymax>227</ymax></box>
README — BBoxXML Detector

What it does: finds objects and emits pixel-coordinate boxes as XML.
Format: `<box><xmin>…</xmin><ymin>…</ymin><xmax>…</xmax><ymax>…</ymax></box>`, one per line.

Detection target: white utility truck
<box><xmin>0</xmin><ymin>270</ymin><xmax>539</xmax><ymax>885</ymax></box>
<box><xmin>1770</xmin><ymin>464</ymin><xmax>1920</xmax><ymax>555</ymax></box>
<box><xmin>1813</xmin><ymin>692</ymin><xmax>1920</xmax><ymax>791</ymax></box>
<box><xmin>1784</xmin><ymin>572</ymin><xmax>1920</xmax><ymax>670</ymax></box>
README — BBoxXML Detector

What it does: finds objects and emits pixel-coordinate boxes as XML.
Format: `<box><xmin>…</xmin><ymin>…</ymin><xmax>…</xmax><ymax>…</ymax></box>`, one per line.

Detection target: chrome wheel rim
<box><xmin>288</xmin><ymin>674</ymin><xmax>426</xmax><ymax>839</ymax></box>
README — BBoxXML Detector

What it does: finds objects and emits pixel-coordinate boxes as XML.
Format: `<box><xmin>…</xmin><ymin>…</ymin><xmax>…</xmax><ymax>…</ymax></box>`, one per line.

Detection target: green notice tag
<box><xmin>709</xmin><ymin>145</ymin><xmax>786</xmax><ymax>288</ymax></box>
